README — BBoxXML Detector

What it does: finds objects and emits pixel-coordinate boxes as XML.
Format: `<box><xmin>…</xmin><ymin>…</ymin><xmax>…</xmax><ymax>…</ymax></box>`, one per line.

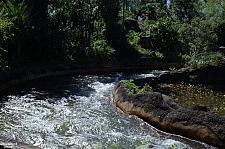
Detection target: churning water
<box><xmin>0</xmin><ymin>71</ymin><xmax>216</xmax><ymax>149</ymax></box>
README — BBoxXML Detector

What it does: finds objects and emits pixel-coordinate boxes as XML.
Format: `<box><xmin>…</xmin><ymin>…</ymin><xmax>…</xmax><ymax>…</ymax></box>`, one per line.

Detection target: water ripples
<box><xmin>0</xmin><ymin>72</ymin><xmax>216</xmax><ymax>149</ymax></box>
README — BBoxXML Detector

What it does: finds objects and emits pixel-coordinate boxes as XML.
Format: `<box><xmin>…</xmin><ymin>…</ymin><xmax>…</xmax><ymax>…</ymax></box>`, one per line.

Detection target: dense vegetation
<box><xmin>0</xmin><ymin>0</ymin><xmax>225</xmax><ymax>68</ymax></box>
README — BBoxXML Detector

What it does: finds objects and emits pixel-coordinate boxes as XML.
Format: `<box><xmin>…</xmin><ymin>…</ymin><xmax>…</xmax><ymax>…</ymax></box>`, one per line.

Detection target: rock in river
<box><xmin>112</xmin><ymin>82</ymin><xmax>225</xmax><ymax>149</ymax></box>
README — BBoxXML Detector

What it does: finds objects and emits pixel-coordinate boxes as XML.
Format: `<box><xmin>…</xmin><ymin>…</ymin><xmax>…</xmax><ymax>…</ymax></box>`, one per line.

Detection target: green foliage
<box><xmin>139</xmin><ymin>20</ymin><xmax>156</xmax><ymax>36</ymax></box>
<box><xmin>121</xmin><ymin>80</ymin><xmax>152</xmax><ymax>94</ymax></box>
<box><xmin>139</xmin><ymin>0</ymin><xmax>168</xmax><ymax>20</ymax></box>
<box><xmin>0</xmin><ymin>9</ymin><xmax>14</xmax><ymax>52</ymax></box>
<box><xmin>140</xmin><ymin>17</ymin><xmax>179</xmax><ymax>54</ymax></box>
<box><xmin>1</xmin><ymin>0</ymin><xmax>35</xmax><ymax>61</ymax></box>
<box><xmin>169</xmin><ymin>67</ymin><xmax>176</xmax><ymax>71</ymax></box>
<box><xmin>202</xmin><ymin>0</ymin><xmax>225</xmax><ymax>21</ymax></box>
<box><xmin>179</xmin><ymin>17</ymin><xmax>220</xmax><ymax>68</ymax></box>
<box><xmin>179</xmin><ymin>17</ymin><xmax>217</xmax><ymax>53</ymax></box>
<box><xmin>0</xmin><ymin>0</ymin><xmax>223</xmax><ymax>67</ymax></box>
<box><xmin>127</xmin><ymin>30</ymin><xmax>140</xmax><ymax>47</ymax></box>
<box><xmin>0</xmin><ymin>11</ymin><xmax>14</xmax><ymax>43</ymax></box>
<box><xmin>154</xmin><ymin>51</ymin><xmax>164</xmax><ymax>58</ymax></box>
<box><xmin>126</xmin><ymin>30</ymin><xmax>153</xmax><ymax>56</ymax></box>
<box><xmin>182</xmin><ymin>52</ymin><xmax>224</xmax><ymax>68</ymax></box>
<box><xmin>93</xmin><ymin>18</ymin><xmax>106</xmax><ymax>39</ymax></box>
<box><xmin>4</xmin><ymin>0</ymin><xmax>33</xmax><ymax>30</ymax></box>
<box><xmin>0</xmin><ymin>5</ymin><xmax>15</xmax><ymax>67</ymax></box>
<box><xmin>100</xmin><ymin>0</ymin><xmax>141</xmax><ymax>57</ymax></box>
<box><xmin>90</xmin><ymin>39</ymin><xmax>115</xmax><ymax>58</ymax></box>
<box><xmin>48</xmin><ymin>0</ymin><xmax>97</xmax><ymax>53</ymax></box>
<box><xmin>169</xmin><ymin>0</ymin><xmax>199</xmax><ymax>22</ymax></box>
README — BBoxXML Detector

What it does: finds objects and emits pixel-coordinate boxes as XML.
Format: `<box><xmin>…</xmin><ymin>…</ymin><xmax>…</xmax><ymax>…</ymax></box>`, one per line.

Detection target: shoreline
<box><xmin>0</xmin><ymin>57</ymin><xmax>183</xmax><ymax>93</ymax></box>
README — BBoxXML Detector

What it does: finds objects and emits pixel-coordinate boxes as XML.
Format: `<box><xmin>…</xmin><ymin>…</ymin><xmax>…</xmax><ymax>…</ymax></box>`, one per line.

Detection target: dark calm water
<box><xmin>0</xmin><ymin>71</ymin><xmax>216</xmax><ymax>149</ymax></box>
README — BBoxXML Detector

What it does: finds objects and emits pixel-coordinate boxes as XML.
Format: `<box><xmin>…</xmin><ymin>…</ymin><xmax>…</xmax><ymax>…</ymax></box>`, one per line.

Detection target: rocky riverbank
<box><xmin>112</xmin><ymin>81</ymin><xmax>225</xmax><ymax>148</ymax></box>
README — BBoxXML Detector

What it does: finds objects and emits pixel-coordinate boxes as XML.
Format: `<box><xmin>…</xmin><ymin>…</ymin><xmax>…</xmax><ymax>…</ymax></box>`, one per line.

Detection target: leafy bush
<box><xmin>126</xmin><ymin>30</ymin><xmax>153</xmax><ymax>56</ymax></box>
<box><xmin>140</xmin><ymin>17</ymin><xmax>179</xmax><ymax>54</ymax></box>
<box><xmin>0</xmin><ymin>0</ymin><xmax>35</xmax><ymax>66</ymax></box>
<box><xmin>179</xmin><ymin>17</ymin><xmax>217</xmax><ymax>53</ymax></box>
<box><xmin>182</xmin><ymin>52</ymin><xmax>224</xmax><ymax>68</ymax></box>
<box><xmin>121</xmin><ymin>79</ymin><xmax>152</xmax><ymax>94</ymax></box>
<box><xmin>127</xmin><ymin>30</ymin><xmax>140</xmax><ymax>47</ymax></box>
<box><xmin>3</xmin><ymin>0</ymin><xmax>33</xmax><ymax>31</ymax></box>
<box><xmin>178</xmin><ymin>17</ymin><xmax>221</xmax><ymax>68</ymax></box>
<box><xmin>90</xmin><ymin>39</ymin><xmax>115</xmax><ymax>58</ymax></box>
<box><xmin>0</xmin><ymin>13</ymin><xmax>14</xmax><ymax>43</ymax></box>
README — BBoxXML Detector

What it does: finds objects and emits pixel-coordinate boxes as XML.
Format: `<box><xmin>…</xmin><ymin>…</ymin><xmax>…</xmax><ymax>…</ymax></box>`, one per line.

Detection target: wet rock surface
<box><xmin>112</xmin><ymin>82</ymin><xmax>225</xmax><ymax>148</ymax></box>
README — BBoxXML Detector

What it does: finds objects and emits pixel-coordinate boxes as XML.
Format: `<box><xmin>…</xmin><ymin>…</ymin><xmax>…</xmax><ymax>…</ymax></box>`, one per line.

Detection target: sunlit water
<box><xmin>0</xmin><ymin>70</ymin><xmax>216</xmax><ymax>149</ymax></box>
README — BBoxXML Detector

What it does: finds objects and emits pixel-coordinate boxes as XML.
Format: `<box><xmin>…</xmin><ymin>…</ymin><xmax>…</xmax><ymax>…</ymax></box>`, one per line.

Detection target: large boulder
<box><xmin>112</xmin><ymin>82</ymin><xmax>225</xmax><ymax>148</ymax></box>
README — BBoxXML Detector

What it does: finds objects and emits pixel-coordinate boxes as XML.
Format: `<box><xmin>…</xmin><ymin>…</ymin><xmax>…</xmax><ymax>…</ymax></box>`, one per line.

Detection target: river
<box><xmin>0</xmin><ymin>70</ymin><xmax>216</xmax><ymax>149</ymax></box>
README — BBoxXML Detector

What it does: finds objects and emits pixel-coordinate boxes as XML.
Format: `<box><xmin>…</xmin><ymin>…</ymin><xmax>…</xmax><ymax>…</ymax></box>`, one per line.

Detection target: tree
<box><xmin>138</xmin><ymin>0</ymin><xmax>168</xmax><ymax>21</ymax></box>
<box><xmin>179</xmin><ymin>17</ymin><xmax>217</xmax><ymax>53</ymax></box>
<box><xmin>3</xmin><ymin>0</ymin><xmax>34</xmax><ymax>61</ymax></box>
<box><xmin>100</xmin><ymin>0</ymin><xmax>139</xmax><ymax>56</ymax></box>
<box><xmin>202</xmin><ymin>0</ymin><xmax>225</xmax><ymax>21</ymax></box>
<box><xmin>179</xmin><ymin>17</ymin><xmax>219</xmax><ymax>67</ymax></box>
<box><xmin>46</xmin><ymin>0</ymin><xmax>101</xmax><ymax>58</ymax></box>
<box><xmin>169</xmin><ymin>0</ymin><xmax>199</xmax><ymax>22</ymax></box>
<box><xmin>201</xmin><ymin>0</ymin><xmax>225</xmax><ymax>46</ymax></box>
<box><xmin>0</xmin><ymin>5</ymin><xmax>14</xmax><ymax>66</ymax></box>
<box><xmin>147</xmin><ymin>17</ymin><xmax>179</xmax><ymax>54</ymax></box>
